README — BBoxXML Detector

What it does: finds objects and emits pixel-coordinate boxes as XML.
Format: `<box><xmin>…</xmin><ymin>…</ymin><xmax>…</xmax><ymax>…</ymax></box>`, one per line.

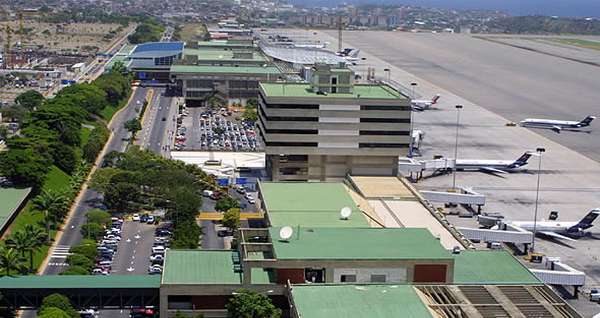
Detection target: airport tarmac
<box><xmin>324</xmin><ymin>30</ymin><xmax>600</xmax><ymax>163</ymax></box>
<box><xmin>299</xmin><ymin>29</ymin><xmax>600</xmax><ymax>315</ymax></box>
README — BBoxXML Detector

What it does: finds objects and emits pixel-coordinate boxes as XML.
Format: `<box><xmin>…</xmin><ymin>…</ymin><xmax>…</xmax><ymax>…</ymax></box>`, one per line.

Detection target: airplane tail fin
<box><xmin>431</xmin><ymin>94</ymin><xmax>441</xmax><ymax>104</ymax></box>
<box><xmin>569</xmin><ymin>208</ymin><xmax>600</xmax><ymax>231</ymax></box>
<box><xmin>579</xmin><ymin>116</ymin><xmax>596</xmax><ymax>126</ymax></box>
<box><xmin>349</xmin><ymin>49</ymin><xmax>360</xmax><ymax>58</ymax></box>
<box><xmin>512</xmin><ymin>152</ymin><xmax>532</xmax><ymax>167</ymax></box>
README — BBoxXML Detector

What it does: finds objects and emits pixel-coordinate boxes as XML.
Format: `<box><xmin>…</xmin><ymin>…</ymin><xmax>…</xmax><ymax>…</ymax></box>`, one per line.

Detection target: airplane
<box><xmin>454</xmin><ymin>152</ymin><xmax>533</xmax><ymax>174</ymax></box>
<box><xmin>336</xmin><ymin>48</ymin><xmax>360</xmax><ymax>64</ymax></box>
<box><xmin>506</xmin><ymin>208</ymin><xmax>600</xmax><ymax>241</ymax></box>
<box><xmin>412</xmin><ymin>94</ymin><xmax>441</xmax><ymax>111</ymax></box>
<box><xmin>519</xmin><ymin>115</ymin><xmax>595</xmax><ymax>133</ymax></box>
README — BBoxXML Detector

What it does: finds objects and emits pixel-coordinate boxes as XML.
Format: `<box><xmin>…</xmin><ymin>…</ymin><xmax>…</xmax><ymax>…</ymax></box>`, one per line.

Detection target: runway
<box><xmin>325</xmin><ymin>31</ymin><xmax>600</xmax><ymax>162</ymax></box>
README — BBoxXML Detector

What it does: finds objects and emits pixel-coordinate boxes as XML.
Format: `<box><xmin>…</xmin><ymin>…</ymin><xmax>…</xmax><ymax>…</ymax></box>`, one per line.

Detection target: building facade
<box><xmin>258</xmin><ymin>64</ymin><xmax>411</xmax><ymax>181</ymax></box>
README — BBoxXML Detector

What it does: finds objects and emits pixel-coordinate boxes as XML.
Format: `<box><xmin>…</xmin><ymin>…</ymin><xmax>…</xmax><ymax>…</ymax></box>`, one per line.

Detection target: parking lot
<box><xmin>174</xmin><ymin>106</ymin><xmax>261</xmax><ymax>152</ymax></box>
<box><xmin>92</xmin><ymin>215</ymin><xmax>172</xmax><ymax>277</ymax></box>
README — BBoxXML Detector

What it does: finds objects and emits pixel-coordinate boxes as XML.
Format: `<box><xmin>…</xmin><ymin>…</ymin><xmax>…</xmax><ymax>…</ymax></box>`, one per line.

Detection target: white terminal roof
<box><xmin>261</xmin><ymin>44</ymin><xmax>347</xmax><ymax>65</ymax></box>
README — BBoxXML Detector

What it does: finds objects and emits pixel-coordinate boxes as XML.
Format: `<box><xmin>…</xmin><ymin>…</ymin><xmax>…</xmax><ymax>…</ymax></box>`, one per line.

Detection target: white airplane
<box><xmin>507</xmin><ymin>208</ymin><xmax>600</xmax><ymax>241</ymax></box>
<box><xmin>336</xmin><ymin>48</ymin><xmax>360</xmax><ymax>63</ymax></box>
<box><xmin>411</xmin><ymin>94</ymin><xmax>441</xmax><ymax>111</ymax></box>
<box><xmin>455</xmin><ymin>152</ymin><xmax>533</xmax><ymax>174</ymax></box>
<box><xmin>519</xmin><ymin>115</ymin><xmax>595</xmax><ymax>133</ymax></box>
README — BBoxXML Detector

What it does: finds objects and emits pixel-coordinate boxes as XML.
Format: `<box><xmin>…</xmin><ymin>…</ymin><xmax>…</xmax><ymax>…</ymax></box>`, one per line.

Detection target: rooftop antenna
<box><xmin>279</xmin><ymin>226</ymin><xmax>293</xmax><ymax>242</ymax></box>
<box><xmin>340</xmin><ymin>207</ymin><xmax>352</xmax><ymax>220</ymax></box>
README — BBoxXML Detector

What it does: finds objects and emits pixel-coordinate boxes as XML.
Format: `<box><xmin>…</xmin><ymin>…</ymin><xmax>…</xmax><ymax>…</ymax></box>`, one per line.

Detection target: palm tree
<box><xmin>32</xmin><ymin>190</ymin><xmax>69</xmax><ymax>243</ymax></box>
<box><xmin>6</xmin><ymin>230</ymin><xmax>40</xmax><ymax>273</ymax></box>
<box><xmin>24</xmin><ymin>225</ymin><xmax>46</xmax><ymax>272</ymax></box>
<box><xmin>0</xmin><ymin>246</ymin><xmax>26</xmax><ymax>276</ymax></box>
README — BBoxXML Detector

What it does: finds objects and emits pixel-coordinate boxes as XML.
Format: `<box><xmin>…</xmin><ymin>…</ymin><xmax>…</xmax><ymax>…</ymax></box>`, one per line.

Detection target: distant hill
<box><xmin>291</xmin><ymin>0</ymin><xmax>600</xmax><ymax>18</ymax></box>
<box><xmin>486</xmin><ymin>16</ymin><xmax>600</xmax><ymax>35</ymax></box>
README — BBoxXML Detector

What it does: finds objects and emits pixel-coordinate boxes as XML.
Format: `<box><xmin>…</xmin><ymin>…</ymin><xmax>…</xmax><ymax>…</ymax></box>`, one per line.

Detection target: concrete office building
<box><xmin>257</xmin><ymin>64</ymin><xmax>411</xmax><ymax>181</ymax></box>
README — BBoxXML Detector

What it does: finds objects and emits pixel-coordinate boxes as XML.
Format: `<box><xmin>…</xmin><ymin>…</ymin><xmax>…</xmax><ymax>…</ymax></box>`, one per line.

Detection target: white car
<box><xmin>132</xmin><ymin>213</ymin><xmax>140</xmax><ymax>221</ymax></box>
<box><xmin>146</xmin><ymin>216</ymin><xmax>155</xmax><ymax>224</ymax></box>
<box><xmin>152</xmin><ymin>246</ymin><xmax>166</xmax><ymax>254</ymax></box>
<box><xmin>104</xmin><ymin>235</ymin><xmax>121</xmax><ymax>241</ymax></box>
<box><xmin>150</xmin><ymin>254</ymin><xmax>164</xmax><ymax>262</ymax></box>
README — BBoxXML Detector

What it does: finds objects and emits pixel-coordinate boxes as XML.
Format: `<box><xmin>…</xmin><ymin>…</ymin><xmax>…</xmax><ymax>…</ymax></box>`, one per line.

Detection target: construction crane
<box><xmin>337</xmin><ymin>16</ymin><xmax>343</xmax><ymax>53</ymax></box>
<box><xmin>3</xmin><ymin>25</ymin><xmax>11</xmax><ymax>69</ymax></box>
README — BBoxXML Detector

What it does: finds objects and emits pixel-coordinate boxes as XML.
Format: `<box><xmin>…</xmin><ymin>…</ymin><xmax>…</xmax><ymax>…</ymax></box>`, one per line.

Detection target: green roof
<box><xmin>184</xmin><ymin>48</ymin><xmax>267</xmax><ymax>62</ymax></box>
<box><xmin>0</xmin><ymin>275</ymin><xmax>160</xmax><ymax>289</ymax></box>
<box><xmin>259</xmin><ymin>83</ymin><xmax>407</xmax><ymax>100</ymax></box>
<box><xmin>453</xmin><ymin>250</ymin><xmax>541</xmax><ymax>285</ymax></box>
<box><xmin>162</xmin><ymin>250</ymin><xmax>272</xmax><ymax>285</ymax></box>
<box><xmin>270</xmin><ymin>227</ymin><xmax>450</xmax><ymax>260</ymax></box>
<box><xmin>291</xmin><ymin>284</ymin><xmax>433</xmax><ymax>318</ymax></box>
<box><xmin>197</xmin><ymin>40</ymin><xmax>254</xmax><ymax>48</ymax></box>
<box><xmin>162</xmin><ymin>250</ymin><xmax>242</xmax><ymax>285</ymax></box>
<box><xmin>170</xmin><ymin>64</ymin><xmax>281</xmax><ymax>75</ymax></box>
<box><xmin>0</xmin><ymin>187</ymin><xmax>30</xmax><ymax>231</ymax></box>
<box><xmin>260</xmin><ymin>182</ymin><xmax>367</xmax><ymax>228</ymax></box>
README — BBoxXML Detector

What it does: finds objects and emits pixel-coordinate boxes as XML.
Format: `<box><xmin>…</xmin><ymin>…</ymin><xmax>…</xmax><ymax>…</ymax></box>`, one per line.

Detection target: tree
<box><xmin>0</xmin><ymin>105</ymin><xmax>28</xmax><ymax>122</ymax></box>
<box><xmin>104</xmin><ymin>182</ymin><xmax>141</xmax><ymax>213</ymax></box>
<box><xmin>52</xmin><ymin>144</ymin><xmax>78</xmax><ymax>174</ymax></box>
<box><xmin>80</xmin><ymin>222</ymin><xmax>104</xmax><ymax>241</ymax></box>
<box><xmin>124</xmin><ymin>118</ymin><xmax>142</xmax><ymax>138</ymax></box>
<box><xmin>89</xmin><ymin>167</ymin><xmax>120</xmax><ymax>192</ymax></box>
<box><xmin>242</xmin><ymin>99</ymin><xmax>258</xmax><ymax>122</ymax></box>
<box><xmin>83</xmin><ymin>125</ymin><xmax>109</xmax><ymax>163</ymax></box>
<box><xmin>23</xmin><ymin>224</ymin><xmax>46</xmax><ymax>271</ymax></box>
<box><xmin>15</xmin><ymin>90</ymin><xmax>44</xmax><ymax>111</ymax></box>
<box><xmin>222</xmin><ymin>208</ymin><xmax>241</xmax><ymax>231</ymax></box>
<box><xmin>0</xmin><ymin>246</ymin><xmax>26</xmax><ymax>276</ymax></box>
<box><xmin>86</xmin><ymin>209</ymin><xmax>111</xmax><ymax>226</ymax></box>
<box><xmin>38</xmin><ymin>293</ymin><xmax>78</xmax><ymax>318</ymax></box>
<box><xmin>69</xmin><ymin>240</ymin><xmax>97</xmax><ymax>260</ymax></box>
<box><xmin>5</xmin><ymin>230</ymin><xmax>37</xmax><ymax>272</ymax></box>
<box><xmin>38</xmin><ymin>307</ymin><xmax>71</xmax><ymax>318</ymax></box>
<box><xmin>66</xmin><ymin>253</ymin><xmax>93</xmax><ymax>270</ymax></box>
<box><xmin>226</xmin><ymin>289</ymin><xmax>281</xmax><ymax>318</ymax></box>
<box><xmin>0</xmin><ymin>125</ymin><xmax>8</xmax><ymax>140</ymax></box>
<box><xmin>215</xmin><ymin>197</ymin><xmax>239</xmax><ymax>212</ymax></box>
<box><xmin>33</xmin><ymin>190</ymin><xmax>69</xmax><ymax>242</ymax></box>
<box><xmin>60</xmin><ymin>265</ymin><xmax>89</xmax><ymax>275</ymax></box>
<box><xmin>0</xmin><ymin>148</ymin><xmax>50</xmax><ymax>188</ymax></box>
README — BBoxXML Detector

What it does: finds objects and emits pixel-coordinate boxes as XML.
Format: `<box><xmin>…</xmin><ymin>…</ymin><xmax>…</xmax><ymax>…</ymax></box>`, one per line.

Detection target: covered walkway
<box><xmin>0</xmin><ymin>275</ymin><xmax>160</xmax><ymax>309</ymax></box>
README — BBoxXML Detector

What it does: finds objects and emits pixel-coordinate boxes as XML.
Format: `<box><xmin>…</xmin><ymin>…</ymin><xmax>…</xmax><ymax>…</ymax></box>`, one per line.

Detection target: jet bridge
<box><xmin>398</xmin><ymin>157</ymin><xmax>455</xmax><ymax>181</ymax></box>
<box><xmin>421</xmin><ymin>187</ymin><xmax>486</xmax><ymax>212</ymax></box>
<box><xmin>530</xmin><ymin>258</ymin><xmax>586</xmax><ymax>298</ymax></box>
<box><xmin>457</xmin><ymin>226</ymin><xmax>533</xmax><ymax>245</ymax></box>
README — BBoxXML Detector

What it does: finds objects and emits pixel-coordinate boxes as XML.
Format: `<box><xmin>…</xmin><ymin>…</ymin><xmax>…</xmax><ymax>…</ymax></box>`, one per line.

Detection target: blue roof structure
<box><xmin>132</xmin><ymin>42</ymin><xmax>184</xmax><ymax>54</ymax></box>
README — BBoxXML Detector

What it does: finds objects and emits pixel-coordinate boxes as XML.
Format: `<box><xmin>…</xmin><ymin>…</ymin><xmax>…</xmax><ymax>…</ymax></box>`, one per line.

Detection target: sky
<box><xmin>293</xmin><ymin>0</ymin><xmax>600</xmax><ymax>17</ymax></box>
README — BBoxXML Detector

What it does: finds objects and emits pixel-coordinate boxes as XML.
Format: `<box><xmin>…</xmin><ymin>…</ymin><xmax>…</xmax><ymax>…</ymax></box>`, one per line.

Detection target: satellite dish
<box><xmin>279</xmin><ymin>226</ymin><xmax>293</xmax><ymax>241</ymax></box>
<box><xmin>340</xmin><ymin>207</ymin><xmax>352</xmax><ymax>220</ymax></box>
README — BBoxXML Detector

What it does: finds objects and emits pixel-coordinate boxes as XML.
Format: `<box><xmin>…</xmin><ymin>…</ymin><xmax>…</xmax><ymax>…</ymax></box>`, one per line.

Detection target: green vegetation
<box><xmin>0</xmin><ymin>64</ymin><xmax>132</xmax><ymax>274</ymax></box>
<box><xmin>222</xmin><ymin>208</ymin><xmax>241</xmax><ymax>232</ymax></box>
<box><xmin>41</xmin><ymin>9</ymin><xmax>130</xmax><ymax>26</ymax></box>
<box><xmin>14</xmin><ymin>90</ymin><xmax>44</xmax><ymax>111</ymax></box>
<box><xmin>63</xmin><ymin>239</ymin><xmax>97</xmax><ymax>275</ymax></box>
<box><xmin>128</xmin><ymin>20</ymin><xmax>165</xmax><ymax>44</ymax></box>
<box><xmin>242</xmin><ymin>98</ymin><xmax>258</xmax><ymax>122</ymax></box>
<box><xmin>547</xmin><ymin>38</ymin><xmax>600</xmax><ymax>51</ymax></box>
<box><xmin>215</xmin><ymin>197</ymin><xmax>239</xmax><ymax>212</ymax></box>
<box><xmin>37</xmin><ymin>293</ymin><xmax>79</xmax><ymax>318</ymax></box>
<box><xmin>226</xmin><ymin>289</ymin><xmax>281</xmax><ymax>318</ymax></box>
<box><xmin>124</xmin><ymin>118</ymin><xmax>142</xmax><ymax>139</ymax></box>
<box><xmin>92</xmin><ymin>148</ymin><xmax>218</xmax><ymax>249</ymax></box>
<box><xmin>487</xmin><ymin>16</ymin><xmax>600</xmax><ymax>35</ymax></box>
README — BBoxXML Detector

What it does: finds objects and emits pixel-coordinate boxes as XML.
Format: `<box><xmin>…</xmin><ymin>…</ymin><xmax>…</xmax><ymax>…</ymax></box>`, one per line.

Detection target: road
<box><xmin>137</xmin><ymin>88</ymin><xmax>179</xmax><ymax>157</ymax></box>
<box><xmin>43</xmin><ymin>87</ymin><xmax>148</xmax><ymax>275</ymax></box>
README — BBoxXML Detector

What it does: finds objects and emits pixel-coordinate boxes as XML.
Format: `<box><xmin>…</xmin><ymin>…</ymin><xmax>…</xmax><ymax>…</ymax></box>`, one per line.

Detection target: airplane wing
<box><xmin>480</xmin><ymin>167</ymin><xmax>509</xmax><ymax>174</ymax></box>
<box><xmin>538</xmin><ymin>231</ymin><xmax>576</xmax><ymax>241</ymax></box>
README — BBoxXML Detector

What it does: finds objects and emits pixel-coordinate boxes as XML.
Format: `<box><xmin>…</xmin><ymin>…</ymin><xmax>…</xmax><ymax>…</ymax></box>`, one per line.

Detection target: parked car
<box><xmin>146</xmin><ymin>216</ymin><xmax>155</xmax><ymax>224</ymax></box>
<box><xmin>590</xmin><ymin>289</ymin><xmax>600</xmax><ymax>301</ymax></box>
<box><xmin>132</xmin><ymin>213</ymin><xmax>140</xmax><ymax>221</ymax></box>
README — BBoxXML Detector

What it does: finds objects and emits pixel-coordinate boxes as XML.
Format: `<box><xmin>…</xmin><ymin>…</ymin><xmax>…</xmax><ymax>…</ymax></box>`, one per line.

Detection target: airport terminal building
<box><xmin>258</xmin><ymin>64</ymin><xmax>411</xmax><ymax>181</ymax></box>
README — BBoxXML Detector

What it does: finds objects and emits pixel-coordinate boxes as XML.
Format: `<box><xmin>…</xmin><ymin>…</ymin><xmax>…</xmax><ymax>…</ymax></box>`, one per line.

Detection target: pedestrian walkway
<box><xmin>47</xmin><ymin>245</ymin><xmax>71</xmax><ymax>266</ymax></box>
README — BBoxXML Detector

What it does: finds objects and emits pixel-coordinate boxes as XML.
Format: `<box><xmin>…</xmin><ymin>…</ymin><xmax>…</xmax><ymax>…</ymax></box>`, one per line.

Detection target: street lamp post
<box><xmin>452</xmin><ymin>105</ymin><xmax>463</xmax><ymax>190</ymax></box>
<box><xmin>408</xmin><ymin>82</ymin><xmax>418</xmax><ymax>157</ymax></box>
<box><xmin>531</xmin><ymin>147</ymin><xmax>546</xmax><ymax>253</ymax></box>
